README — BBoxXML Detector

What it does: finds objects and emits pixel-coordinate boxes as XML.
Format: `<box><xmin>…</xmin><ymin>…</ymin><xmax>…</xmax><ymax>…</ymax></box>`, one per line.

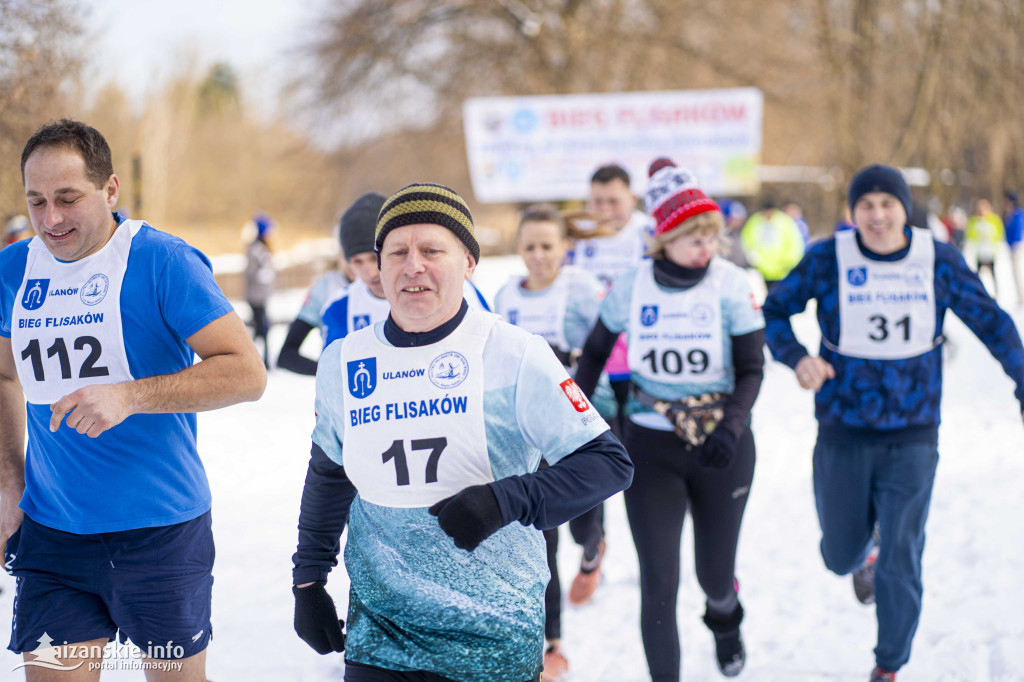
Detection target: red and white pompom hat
<box><xmin>643</xmin><ymin>157</ymin><xmax>721</xmax><ymax>239</ymax></box>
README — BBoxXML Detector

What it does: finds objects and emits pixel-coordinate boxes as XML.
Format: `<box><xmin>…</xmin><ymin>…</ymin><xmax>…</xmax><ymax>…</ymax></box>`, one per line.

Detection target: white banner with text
<box><xmin>463</xmin><ymin>88</ymin><xmax>763</xmax><ymax>202</ymax></box>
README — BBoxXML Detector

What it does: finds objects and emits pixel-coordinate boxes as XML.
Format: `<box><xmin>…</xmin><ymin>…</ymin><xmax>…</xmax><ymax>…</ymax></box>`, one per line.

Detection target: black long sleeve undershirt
<box><xmin>575</xmin><ymin>318</ymin><xmax>619</xmax><ymax>400</ymax></box>
<box><xmin>489</xmin><ymin>430</ymin><xmax>631</xmax><ymax>530</ymax></box>
<box><xmin>276</xmin><ymin>319</ymin><xmax>319</xmax><ymax>376</ymax></box>
<box><xmin>292</xmin><ymin>443</ymin><xmax>356</xmax><ymax>585</ymax></box>
<box><xmin>719</xmin><ymin>328</ymin><xmax>765</xmax><ymax>437</ymax></box>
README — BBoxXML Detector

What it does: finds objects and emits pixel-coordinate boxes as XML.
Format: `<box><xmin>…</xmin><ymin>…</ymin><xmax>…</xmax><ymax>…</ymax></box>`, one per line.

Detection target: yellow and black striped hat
<box><xmin>375</xmin><ymin>183</ymin><xmax>479</xmax><ymax>263</ymax></box>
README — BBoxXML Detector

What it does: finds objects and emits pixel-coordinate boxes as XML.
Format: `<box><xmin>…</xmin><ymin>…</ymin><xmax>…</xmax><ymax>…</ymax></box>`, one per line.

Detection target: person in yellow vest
<box><xmin>739</xmin><ymin>198</ymin><xmax>805</xmax><ymax>292</ymax></box>
<box><xmin>965</xmin><ymin>198</ymin><xmax>1005</xmax><ymax>298</ymax></box>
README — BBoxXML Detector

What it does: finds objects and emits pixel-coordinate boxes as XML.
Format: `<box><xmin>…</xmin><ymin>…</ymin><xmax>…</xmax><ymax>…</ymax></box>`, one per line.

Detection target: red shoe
<box><xmin>869</xmin><ymin>666</ymin><xmax>896</xmax><ymax>682</ymax></box>
<box><xmin>541</xmin><ymin>644</ymin><xmax>569</xmax><ymax>681</ymax></box>
<box><xmin>568</xmin><ymin>540</ymin><xmax>605</xmax><ymax>605</ymax></box>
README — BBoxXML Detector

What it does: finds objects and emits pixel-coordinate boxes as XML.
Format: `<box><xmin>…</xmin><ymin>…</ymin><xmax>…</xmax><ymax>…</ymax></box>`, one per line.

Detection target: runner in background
<box><xmin>562</xmin><ymin>163</ymin><xmax>654</xmax><ymax>605</ymax></box>
<box><xmin>965</xmin><ymin>198</ymin><xmax>1004</xmax><ymax>298</ymax></box>
<box><xmin>576</xmin><ymin>158</ymin><xmax>765</xmax><ymax>680</ymax></box>
<box><xmin>4</xmin><ymin>215</ymin><xmax>30</xmax><ymax>249</ymax></box>
<box><xmin>784</xmin><ymin>201</ymin><xmax>811</xmax><ymax>248</ymax></box>
<box><xmin>245</xmin><ymin>212</ymin><xmax>276</xmax><ymax>368</ymax></box>
<box><xmin>719</xmin><ymin>199</ymin><xmax>750</xmax><ymax>269</ymax></box>
<box><xmin>763</xmin><ymin>164</ymin><xmax>1024</xmax><ymax>682</ymax></box>
<box><xmin>740</xmin><ymin>197</ymin><xmax>805</xmax><ymax>293</ymax></box>
<box><xmin>1003</xmin><ymin>190</ymin><xmax>1024</xmax><ymax>306</ymax></box>
<box><xmin>494</xmin><ymin>204</ymin><xmax>615</xmax><ymax>681</ymax></box>
<box><xmin>277</xmin><ymin>193</ymin><xmax>382</xmax><ymax>375</ymax></box>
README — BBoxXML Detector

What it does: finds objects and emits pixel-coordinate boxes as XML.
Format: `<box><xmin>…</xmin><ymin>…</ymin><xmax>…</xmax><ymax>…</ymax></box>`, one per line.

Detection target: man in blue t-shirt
<box><xmin>764</xmin><ymin>165</ymin><xmax>1024</xmax><ymax>682</ymax></box>
<box><xmin>0</xmin><ymin>119</ymin><xmax>266</xmax><ymax>678</ymax></box>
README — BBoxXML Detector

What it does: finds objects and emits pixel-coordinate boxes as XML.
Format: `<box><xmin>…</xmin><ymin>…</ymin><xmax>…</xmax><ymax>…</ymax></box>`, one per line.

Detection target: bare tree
<box><xmin>294</xmin><ymin>0</ymin><xmax>1024</xmax><ymax>227</ymax></box>
<box><xmin>0</xmin><ymin>0</ymin><xmax>84</xmax><ymax>217</ymax></box>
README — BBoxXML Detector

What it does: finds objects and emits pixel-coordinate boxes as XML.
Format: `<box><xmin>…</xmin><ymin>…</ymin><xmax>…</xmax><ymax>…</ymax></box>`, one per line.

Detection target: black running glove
<box><xmin>696</xmin><ymin>427</ymin><xmax>738</xmax><ymax>471</ymax></box>
<box><xmin>428</xmin><ymin>484</ymin><xmax>505</xmax><ymax>551</ymax></box>
<box><xmin>293</xmin><ymin>582</ymin><xmax>345</xmax><ymax>654</ymax></box>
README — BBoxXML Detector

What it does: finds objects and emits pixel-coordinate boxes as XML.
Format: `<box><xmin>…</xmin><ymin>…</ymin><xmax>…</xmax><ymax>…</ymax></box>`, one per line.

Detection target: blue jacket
<box><xmin>764</xmin><ymin>228</ymin><xmax>1024</xmax><ymax>443</ymax></box>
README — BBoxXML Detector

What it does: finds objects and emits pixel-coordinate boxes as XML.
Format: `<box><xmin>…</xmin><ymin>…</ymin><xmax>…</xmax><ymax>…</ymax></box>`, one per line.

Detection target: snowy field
<box><xmin>2</xmin><ymin>253</ymin><xmax>1023</xmax><ymax>681</ymax></box>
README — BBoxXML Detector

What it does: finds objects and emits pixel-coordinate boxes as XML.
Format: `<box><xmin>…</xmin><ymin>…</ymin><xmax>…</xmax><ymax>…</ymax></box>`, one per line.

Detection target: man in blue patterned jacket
<box><xmin>763</xmin><ymin>164</ymin><xmax>1024</xmax><ymax>682</ymax></box>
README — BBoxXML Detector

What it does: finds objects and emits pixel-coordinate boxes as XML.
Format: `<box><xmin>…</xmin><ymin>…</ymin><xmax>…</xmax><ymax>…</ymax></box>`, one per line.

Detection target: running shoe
<box><xmin>568</xmin><ymin>540</ymin><xmax>605</xmax><ymax>605</ymax></box>
<box><xmin>703</xmin><ymin>604</ymin><xmax>745</xmax><ymax>677</ymax></box>
<box><xmin>869</xmin><ymin>666</ymin><xmax>896</xmax><ymax>681</ymax></box>
<box><xmin>541</xmin><ymin>644</ymin><xmax>569</xmax><ymax>681</ymax></box>
<box><xmin>853</xmin><ymin>529</ymin><xmax>881</xmax><ymax>605</ymax></box>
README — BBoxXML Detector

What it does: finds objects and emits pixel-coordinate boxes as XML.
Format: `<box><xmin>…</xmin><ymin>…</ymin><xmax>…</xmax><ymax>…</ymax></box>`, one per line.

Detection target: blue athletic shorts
<box><xmin>6</xmin><ymin>511</ymin><xmax>214</xmax><ymax>659</ymax></box>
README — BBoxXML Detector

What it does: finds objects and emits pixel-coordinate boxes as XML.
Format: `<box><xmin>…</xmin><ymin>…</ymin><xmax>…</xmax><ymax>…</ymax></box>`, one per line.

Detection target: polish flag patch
<box><xmin>560</xmin><ymin>378</ymin><xmax>591</xmax><ymax>413</ymax></box>
<box><xmin>749</xmin><ymin>292</ymin><xmax>762</xmax><ymax>312</ymax></box>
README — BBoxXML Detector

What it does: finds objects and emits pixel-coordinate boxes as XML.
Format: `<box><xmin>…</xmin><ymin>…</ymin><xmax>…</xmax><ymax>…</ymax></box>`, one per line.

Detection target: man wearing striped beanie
<box><xmin>291</xmin><ymin>182</ymin><xmax>632</xmax><ymax>681</ymax></box>
<box><xmin>375</xmin><ymin>182</ymin><xmax>480</xmax><ymax>264</ymax></box>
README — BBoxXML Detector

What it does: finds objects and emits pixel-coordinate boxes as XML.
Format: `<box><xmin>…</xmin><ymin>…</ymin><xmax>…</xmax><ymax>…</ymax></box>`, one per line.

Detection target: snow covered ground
<box><xmin>2</xmin><ymin>253</ymin><xmax>1023</xmax><ymax>681</ymax></box>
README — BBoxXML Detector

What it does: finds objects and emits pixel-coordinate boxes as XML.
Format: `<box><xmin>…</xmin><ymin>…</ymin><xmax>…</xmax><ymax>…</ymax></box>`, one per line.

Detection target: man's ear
<box><xmin>104</xmin><ymin>174</ymin><xmax>120</xmax><ymax>209</ymax></box>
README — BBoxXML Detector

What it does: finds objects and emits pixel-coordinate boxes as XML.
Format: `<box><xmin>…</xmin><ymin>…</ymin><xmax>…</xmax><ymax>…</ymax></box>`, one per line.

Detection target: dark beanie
<box><xmin>848</xmin><ymin>164</ymin><xmax>912</xmax><ymax>218</ymax></box>
<box><xmin>375</xmin><ymin>183</ymin><xmax>479</xmax><ymax>263</ymax></box>
<box><xmin>339</xmin><ymin>192</ymin><xmax>387</xmax><ymax>258</ymax></box>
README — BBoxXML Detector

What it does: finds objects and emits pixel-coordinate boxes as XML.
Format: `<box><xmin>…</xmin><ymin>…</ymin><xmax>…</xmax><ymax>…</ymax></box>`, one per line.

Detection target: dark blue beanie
<box><xmin>339</xmin><ymin>192</ymin><xmax>387</xmax><ymax>258</ymax></box>
<box><xmin>848</xmin><ymin>164</ymin><xmax>912</xmax><ymax>218</ymax></box>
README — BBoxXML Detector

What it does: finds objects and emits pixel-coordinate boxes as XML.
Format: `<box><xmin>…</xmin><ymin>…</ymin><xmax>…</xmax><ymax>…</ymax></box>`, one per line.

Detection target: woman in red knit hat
<box><xmin>575</xmin><ymin>159</ymin><xmax>765</xmax><ymax>680</ymax></box>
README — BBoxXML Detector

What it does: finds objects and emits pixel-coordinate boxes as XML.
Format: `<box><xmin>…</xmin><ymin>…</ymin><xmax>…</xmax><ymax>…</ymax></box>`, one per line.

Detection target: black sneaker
<box><xmin>703</xmin><ymin>604</ymin><xmax>745</xmax><ymax>677</ymax></box>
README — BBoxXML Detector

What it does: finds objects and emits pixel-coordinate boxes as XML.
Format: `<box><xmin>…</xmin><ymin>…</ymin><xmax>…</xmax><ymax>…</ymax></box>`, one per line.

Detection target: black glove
<box><xmin>428</xmin><ymin>484</ymin><xmax>505</xmax><ymax>551</ymax></box>
<box><xmin>696</xmin><ymin>427</ymin><xmax>738</xmax><ymax>471</ymax></box>
<box><xmin>293</xmin><ymin>582</ymin><xmax>345</xmax><ymax>654</ymax></box>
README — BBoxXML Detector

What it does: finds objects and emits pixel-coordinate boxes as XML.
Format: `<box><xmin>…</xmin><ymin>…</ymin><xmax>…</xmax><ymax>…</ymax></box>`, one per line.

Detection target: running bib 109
<box><xmin>627</xmin><ymin>260</ymin><xmax>725</xmax><ymax>385</ymax></box>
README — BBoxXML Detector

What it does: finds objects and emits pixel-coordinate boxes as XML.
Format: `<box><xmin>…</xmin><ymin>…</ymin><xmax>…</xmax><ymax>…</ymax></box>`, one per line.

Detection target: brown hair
<box><xmin>21</xmin><ymin>119</ymin><xmax>114</xmax><ymax>188</ymax></box>
<box><xmin>590</xmin><ymin>164</ymin><xmax>631</xmax><ymax>186</ymax></box>
<box><xmin>517</xmin><ymin>203</ymin><xmax>566</xmax><ymax>241</ymax></box>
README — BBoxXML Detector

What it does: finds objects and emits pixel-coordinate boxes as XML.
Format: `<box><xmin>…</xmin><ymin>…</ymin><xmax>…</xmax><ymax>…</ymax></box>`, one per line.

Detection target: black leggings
<box><xmin>249</xmin><ymin>303</ymin><xmax>270</xmax><ymax>366</ymax></box>
<box><xmin>623</xmin><ymin>421</ymin><xmax>756</xmax><ymax>682</ymax></box>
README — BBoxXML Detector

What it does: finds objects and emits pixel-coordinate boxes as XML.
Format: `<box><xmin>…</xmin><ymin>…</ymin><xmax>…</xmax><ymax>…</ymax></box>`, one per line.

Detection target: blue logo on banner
<box><xmin>512</xmin><ymin>108</ymin><xmax>538</xmax><ymax>133</ymax></box>
<box><xmin>348</xmin><ymin>358</ymin><xmax>377</xmax><ymax>399</ymax></box>
<box><xmin>352</xmin><ymin>314</ymin><xmax>371</xmax><ymax>331</ymax></box>
<box><xmin>21</xmin><ymin>279</ymin><xmax>49</xmax><ymax>310</ymax></box>
<box><xmin>847</xmin><ymin>267</ymin><xmax>867</xmax><ymax>287</ymax></box>
<box><xmin>640</xmin><ymin>305</ymin><xmax>659</xmax><ymax>327</ymax></box>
